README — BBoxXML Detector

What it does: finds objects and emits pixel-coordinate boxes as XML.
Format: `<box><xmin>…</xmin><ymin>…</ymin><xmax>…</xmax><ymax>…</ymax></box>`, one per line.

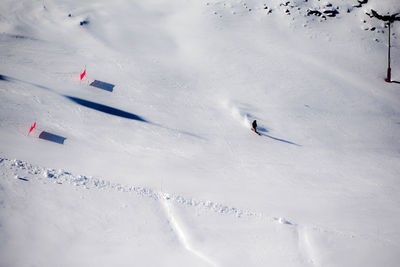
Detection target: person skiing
<box><xmin>251</xmin><ymin>120</ymin><xmax>260</xmax><ymax>135</ymax></box>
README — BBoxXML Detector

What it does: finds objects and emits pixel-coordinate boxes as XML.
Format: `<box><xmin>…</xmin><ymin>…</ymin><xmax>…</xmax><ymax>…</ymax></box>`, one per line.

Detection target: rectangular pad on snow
<box><xmin>38</xmin><ymin>131</ymin><xmax>67</xmax><ymax>144</ymax></box>
<box><xmin>90</xmin><ymin>80</ymin><xmax>115</xmax><ymax>92</ymax></box>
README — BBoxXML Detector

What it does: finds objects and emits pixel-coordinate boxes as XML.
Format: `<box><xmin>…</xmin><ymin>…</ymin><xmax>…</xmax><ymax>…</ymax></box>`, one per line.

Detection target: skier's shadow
<box><xmin>257</xmin><ymin>127</ymin><xmax>301</xmax><ymax>146</ymax></box>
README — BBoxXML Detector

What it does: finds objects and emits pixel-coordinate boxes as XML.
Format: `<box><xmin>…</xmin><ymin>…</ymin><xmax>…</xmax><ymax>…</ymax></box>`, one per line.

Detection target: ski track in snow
<box><xmin>1</xmin><ymin>156</ymin><xmax>396</xmax><ymax>253</ymax></box>
<box><xmin>161</xmin><ymin>196</ymin><xmax>219</xmax><ymax>267</ymax></box>
<box><xmin>298</xmin><ymin>226</ymin><xmax>318</xmax><ymax>267</ymax></box>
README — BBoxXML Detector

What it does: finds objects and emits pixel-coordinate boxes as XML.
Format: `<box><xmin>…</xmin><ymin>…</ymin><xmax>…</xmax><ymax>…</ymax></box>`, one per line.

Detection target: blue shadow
<box><xmin>257</xmin><ymin>127</ymin><xmax>300</xmax><ymax>146</ymax></box>
<box><xmin>261</xmin><ymin>133</ymin><xmax>301</xmax><ymax>146</ymax></box>
<box><xmin>0</xmin><ymin>73</ymin><xmax>53</xmax><ymax>91</ymax></box>
<box><xmin>3</xmin><ymin>33</ymin><xmax>38</xmax><ymax>41</ymax></box>
<box><xmin>1</xmin><ymin>74</ymin><xmax>203</xmax><ymax>139</ymax></box>
<box><xmin>39</xmin><ymin>131</ymin><xmax>67</xmax><ymax>144</ymax></box>
<box><xmin>150</xmin><ymin>122</ymin><xmax>207</xmax><ymax>141</ymax></box>
<box><xmin>64</xmin><ymin>95</ymin><xmax>148</xmax><ymax>122</ymax></box>
<box><xmin>0</xmin><ymin>74</ymin><xmax>10</xmax><ymax>81</ymax></box>
<box><xmin>80</xmin><ymin>20</ymin><xmax>90</xmax><ymax>26</ymax></box>
<box><xmin>90</xmin><ymin>80</ymin><xmax>115</xmax><ymax>92</ymax></box>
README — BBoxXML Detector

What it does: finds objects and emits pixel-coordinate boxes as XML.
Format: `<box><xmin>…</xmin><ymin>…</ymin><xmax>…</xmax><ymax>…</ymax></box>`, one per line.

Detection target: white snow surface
<box><xmin>1</xmin><ymin>0</ymin><xmax>400</xmax><ymax>266</ymax></box>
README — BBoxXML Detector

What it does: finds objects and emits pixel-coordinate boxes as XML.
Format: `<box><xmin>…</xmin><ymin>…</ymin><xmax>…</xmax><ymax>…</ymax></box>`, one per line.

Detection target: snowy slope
<box><xmin>1</xmin><ymin>0</ymin><xmax>400</xmax><ymax>266</ymax></box>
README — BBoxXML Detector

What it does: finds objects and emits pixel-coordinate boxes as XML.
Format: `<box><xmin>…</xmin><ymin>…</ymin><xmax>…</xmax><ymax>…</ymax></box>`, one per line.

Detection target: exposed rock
<box><xmin>354</xmin><ymin>0</ymin><xmax>368</xmax><ymax>8</ymax></box>
<box><xmin>323</xmin><ymin>9</ymin><xmax>339</xmax><ymax>17</ymax></box>
<box><xmin>307</xmin><ymin>9</ymin><xmax>322</xmax><ymax>17</ymax></box>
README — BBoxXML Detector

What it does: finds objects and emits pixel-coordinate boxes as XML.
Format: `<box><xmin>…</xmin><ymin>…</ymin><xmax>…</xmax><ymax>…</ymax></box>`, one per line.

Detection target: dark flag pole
<box><xmin>386</xmin><ymin>21</ymin><xmax>391</xmax><ymax>82</ymax></box>
<box><xmin>369</xmin><ymin>9</ymin><xmax>400</xmax><ymax>83</ymax></box>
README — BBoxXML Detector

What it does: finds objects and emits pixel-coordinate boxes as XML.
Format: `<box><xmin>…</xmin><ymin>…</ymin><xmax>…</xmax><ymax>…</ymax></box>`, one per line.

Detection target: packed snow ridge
<box><xmin>1</xmin><ymin>157</ymin><xmax>293</xmax><ymax>224</ymax></box>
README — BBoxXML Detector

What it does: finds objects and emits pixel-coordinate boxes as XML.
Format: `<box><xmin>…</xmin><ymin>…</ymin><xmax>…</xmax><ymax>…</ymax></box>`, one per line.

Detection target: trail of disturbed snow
<box><xmin>2</xmin><ymin>156</ymin><xmax>396</xmax><ymax>266</ymax></box>
<box><xmin>0</xmin><ymin>157</ymin><xmax>293</xmax><ymax>224</ymax></box>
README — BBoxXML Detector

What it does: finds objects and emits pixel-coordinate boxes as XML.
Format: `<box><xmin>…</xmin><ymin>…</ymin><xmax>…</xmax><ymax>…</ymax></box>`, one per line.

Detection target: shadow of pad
<box><xmin>39</xmin><ymin>131</ymin><xmax>67</xmax><ymax>144</ymax></box>
<box><xmin>90</xmin><ymin>80</ymin><xmax>115</xmax><ymax>92</ymax></box>
<box><xmin>64</xmin><ymin>95</ymin><xmax>148</xmax><ymax>122</ymax></box>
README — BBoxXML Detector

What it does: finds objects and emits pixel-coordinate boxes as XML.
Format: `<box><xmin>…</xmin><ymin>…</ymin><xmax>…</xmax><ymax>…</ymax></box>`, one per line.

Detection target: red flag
<box><xmin>28</xmin><ymin>121</ymin><xmax>36</xmax><ymax>135</ymax></box>
<box><xmin>80</xmin><ymin>68</ymin><xmax>86</xmax><ymax>80</ymax></box>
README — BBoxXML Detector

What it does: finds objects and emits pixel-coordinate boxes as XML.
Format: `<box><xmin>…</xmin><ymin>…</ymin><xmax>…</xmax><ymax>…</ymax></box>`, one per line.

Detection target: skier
<box><xmin>251</xmin><ymin>120</ymin><xmax>260</xmax><ymax>135</ymax></box>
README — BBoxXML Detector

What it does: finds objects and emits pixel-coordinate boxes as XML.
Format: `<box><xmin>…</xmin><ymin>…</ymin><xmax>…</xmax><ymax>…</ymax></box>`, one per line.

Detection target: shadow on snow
<box><xmin>257</xmin><ymin>127</ymin><xmax>301</xmax><ymax>146</ymax></box>
<box><xmin>39</xmin><ymin>131</ymin><xmax>67</xmax><ymax>144</ymax></box>
<box><xmin>64</xmin><ymin>96</ymin><xmax>205</xmax><ymax>139</ymax></box>
<box><xmin>64</xmin><ymin>95</ymin><xmax>148</xmax><ymax>122</ymax></box>
<box><xmin>0</xmin><ymin>73</ymin><xmax>208</xmax><ymax>140</ymax></box>
<box><xmin>0</xmin><ymin>74</ymin><xmax>10</xmax><ymax>81</ymax></box>
<box><xmin>0</xmin><ymin>74</ymin><xmax>53</xmax><ymax>91</ymax></box>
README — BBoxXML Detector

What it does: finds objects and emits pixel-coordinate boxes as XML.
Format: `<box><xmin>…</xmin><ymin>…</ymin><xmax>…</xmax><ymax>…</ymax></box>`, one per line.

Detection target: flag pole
<box><xmin>386</xmin><ymin>21</ymin><xmax>391</xmax><ymax>82</ymax></box>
